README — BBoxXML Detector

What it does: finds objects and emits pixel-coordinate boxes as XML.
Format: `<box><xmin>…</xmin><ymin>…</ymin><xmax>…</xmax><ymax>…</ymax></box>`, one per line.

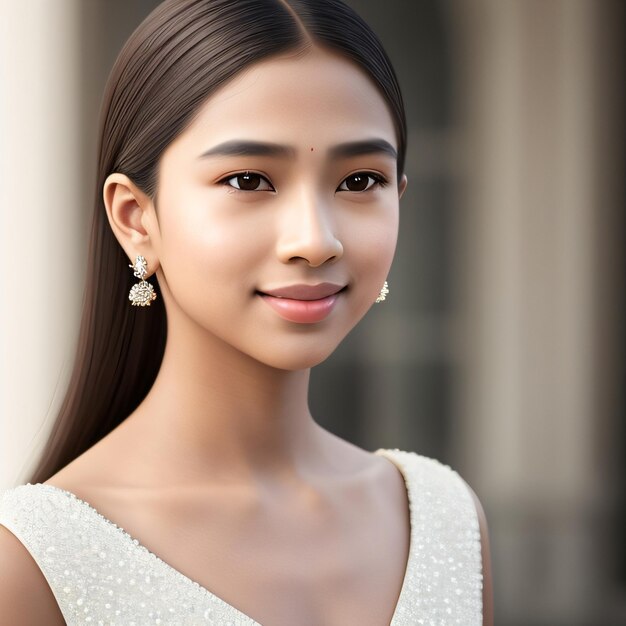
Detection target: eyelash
<box><xmin>218</xmin><ymin>171</ymin><xmax>389</xmax><ymax>193</ymax></box>
<box><xmin>337</xmin><ymin>172</ymin><xmax>389</xmax><ymax>192</ymax></box>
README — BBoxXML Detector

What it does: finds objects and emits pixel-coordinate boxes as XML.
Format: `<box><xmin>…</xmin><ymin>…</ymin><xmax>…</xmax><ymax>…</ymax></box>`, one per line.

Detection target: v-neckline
<box><xmin>36</xmin><ymin>447</ymin><xmax>415</xmax><ymax>626</ymax></box>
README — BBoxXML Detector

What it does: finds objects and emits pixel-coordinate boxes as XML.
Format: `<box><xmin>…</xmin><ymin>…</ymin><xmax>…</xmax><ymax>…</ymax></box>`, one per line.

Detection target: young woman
<box><xmin>0</xmin><ymin>0</ymin><xmax>492</xmax><ymax>624</ymax></box>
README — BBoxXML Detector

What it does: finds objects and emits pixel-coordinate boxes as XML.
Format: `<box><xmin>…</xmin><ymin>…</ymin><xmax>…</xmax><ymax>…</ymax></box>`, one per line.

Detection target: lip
<box><xmin>256</xmin><ymin>283</ymin><xmax>347</xmax><ymax>323</ymax></box>
<box><xmin>258</xmin><ymin>282</ymin><xmax>346</xmax><ymax>300</ymax></box>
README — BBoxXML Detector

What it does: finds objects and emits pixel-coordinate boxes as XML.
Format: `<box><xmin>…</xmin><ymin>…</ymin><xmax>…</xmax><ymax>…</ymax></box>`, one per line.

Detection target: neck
<box><xmin>116</xmin><ymin>317</ymin><xmax>337</xmax><ymax>489</ymax></box>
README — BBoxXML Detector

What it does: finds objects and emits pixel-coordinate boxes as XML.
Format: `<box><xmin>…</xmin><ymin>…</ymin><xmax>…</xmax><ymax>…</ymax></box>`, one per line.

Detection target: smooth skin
<box><xmin>0</xmin><ymin>45</ymin><xmax>492</xmax><ymax>625</ymax></box>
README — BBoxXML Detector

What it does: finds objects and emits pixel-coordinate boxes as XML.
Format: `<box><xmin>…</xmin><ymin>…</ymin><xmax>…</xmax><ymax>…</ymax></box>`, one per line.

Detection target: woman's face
<box><xmin>150</xmin><ymin>46</ymin><xmax>406</xmax><ymax>370</ymax></box>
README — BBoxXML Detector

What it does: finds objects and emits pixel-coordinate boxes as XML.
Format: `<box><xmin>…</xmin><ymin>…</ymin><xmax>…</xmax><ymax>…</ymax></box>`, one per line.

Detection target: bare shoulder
<box><xmin>0</xmin><ymin>524</ymin><xmax>65</xmax><ymax>625</ymax></box>
<box><xmin>459</xmin><ymin>478</ymin><xmax>494</xmax><ymax>626</ymax></box>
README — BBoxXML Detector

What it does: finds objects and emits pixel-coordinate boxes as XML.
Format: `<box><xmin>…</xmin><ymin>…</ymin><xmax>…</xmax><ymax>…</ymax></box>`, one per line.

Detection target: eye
<box><xmin>337</xmin><ymin>172</ymin><xmax>388</xmax><ymax>192</ymax></box>
<box><xmin>220</xmin><ymin>171</ymin><xmax>275</xmax><ymax>192</ymax></box>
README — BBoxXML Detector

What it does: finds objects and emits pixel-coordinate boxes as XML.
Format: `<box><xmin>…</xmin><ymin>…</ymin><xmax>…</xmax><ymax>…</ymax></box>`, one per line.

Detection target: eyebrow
<box><xmin>197</xmin><ymin>138</ymin><xmax>397</xmax><ymax>161</ymax></box>
<box><xmin>330</xmin><ymin>138</ymin><xmax>397</xmax><ymax>160</ymax></box>
<box><xmin>198</xmin><ymin>140</ymin><xmax>294</xmax><ymax>159</ymax></box>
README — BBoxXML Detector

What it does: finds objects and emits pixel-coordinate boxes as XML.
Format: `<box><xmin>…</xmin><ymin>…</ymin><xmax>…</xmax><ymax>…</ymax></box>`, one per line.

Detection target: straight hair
<box><xmin>27</xmin><ymin>0</ymin><xmax>407</xmax><ymax>484</ymax></box>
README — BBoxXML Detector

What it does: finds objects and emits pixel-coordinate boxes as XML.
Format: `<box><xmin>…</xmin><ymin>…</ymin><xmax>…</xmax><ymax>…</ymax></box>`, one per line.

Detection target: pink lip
<box><xmin>257</xmin><ymin>286</ymin><xmax>345</xmax><ymax>323</ymax></box>
<box><xmin>259</xmin><ymin>282</ymin><xmax>345</xmax><ymax>300</ymax></box>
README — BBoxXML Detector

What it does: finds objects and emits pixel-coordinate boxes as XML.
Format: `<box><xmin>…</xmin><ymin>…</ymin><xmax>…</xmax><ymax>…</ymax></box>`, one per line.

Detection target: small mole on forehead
<box><xmin>310</xmin><ymin>147</ymin><xmax>314</xmax><ymax>151</ymax></box>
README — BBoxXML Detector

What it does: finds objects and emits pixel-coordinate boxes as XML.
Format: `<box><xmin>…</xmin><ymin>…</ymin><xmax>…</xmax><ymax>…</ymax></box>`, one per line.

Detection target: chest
<box><xmin>19</xmin><ymin>451</ymin><xmax>486</xmax><ymax>625</ymax></box>
<box><xmin>118</xmin><ymin>492</ymin><xmax>409</xmax><ymax>625</ymax></box>
<box><xmin>46</xmin><ymin>469</ymin><xmax>411</xmax><ymax>626</ymax></box>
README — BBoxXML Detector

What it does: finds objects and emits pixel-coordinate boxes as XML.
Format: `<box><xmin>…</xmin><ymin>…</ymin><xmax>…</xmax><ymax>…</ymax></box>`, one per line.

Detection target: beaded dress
<box><xmin>0</xmin><ymin>448</ymin><xmax>483</xmax><ymax>625</ymax></box>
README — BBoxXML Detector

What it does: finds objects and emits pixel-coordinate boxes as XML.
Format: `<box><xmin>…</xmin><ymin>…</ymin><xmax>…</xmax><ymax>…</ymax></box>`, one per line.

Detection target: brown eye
<box><xmin>222</xmin><ymin>171</ymin><xmax>274</xmax><ymax>191</ymax></box>
<box><xmin>338</xmin><ymin>172</ymin><xmax>386</xmax><ymax>192</ymax></box>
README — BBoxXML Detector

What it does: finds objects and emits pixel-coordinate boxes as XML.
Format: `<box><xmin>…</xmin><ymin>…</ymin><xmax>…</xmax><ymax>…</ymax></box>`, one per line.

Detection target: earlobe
<box><xmin>103</xmin><ymin>173</ymin><xmax>158</xmax><ymax>270</ymax></box>
<box><xmin>398</xmin><ymin>173</ymin><xmax>408</xmax><ymax>199</ymax></box>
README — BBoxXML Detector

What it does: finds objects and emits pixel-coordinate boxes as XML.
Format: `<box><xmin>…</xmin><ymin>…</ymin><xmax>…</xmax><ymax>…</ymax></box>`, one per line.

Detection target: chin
<box><xmin>245</xmin><ymin>335</ymin><xmax>344</xmax><ymax>372</ymax></box>
<box><xmin>260</xmin><ymin>347</ymin><xmax>338</xmax><ymax>372</ymax></box>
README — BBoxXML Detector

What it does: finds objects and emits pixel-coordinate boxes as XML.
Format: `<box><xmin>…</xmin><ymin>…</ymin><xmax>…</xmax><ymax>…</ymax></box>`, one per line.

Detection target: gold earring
<box><xmin>375</xmin><ymin>280</ymin><xmax>389</xmax><ymax>303</ymax></box>
<box><xmin>128</xmin><ymin>255</ymin><xmax>157</xmax><ymax>306</ymax></box>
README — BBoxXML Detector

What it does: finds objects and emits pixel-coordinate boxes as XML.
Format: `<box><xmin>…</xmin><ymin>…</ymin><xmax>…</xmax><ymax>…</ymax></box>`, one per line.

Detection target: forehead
<box><xmin>170</xmin><ymin>46</ymin><xmax>397</xmax><ymax>155</ymax></box>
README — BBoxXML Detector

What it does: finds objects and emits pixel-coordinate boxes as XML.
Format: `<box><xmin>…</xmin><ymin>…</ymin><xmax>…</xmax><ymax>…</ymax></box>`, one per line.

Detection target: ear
<box><xmin>397</xmin><ymin>173</ymin><xmax>408</xmax><ymax>199</ymax></box>
<box><xmin>103</xmin><ymin>173</ymin><xmax>160</xmax><ymax>276</ymax></box>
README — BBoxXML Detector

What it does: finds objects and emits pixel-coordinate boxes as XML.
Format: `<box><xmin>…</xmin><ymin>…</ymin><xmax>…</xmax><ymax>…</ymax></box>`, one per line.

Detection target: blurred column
<box><xmin>0</xmin><ymin>0</ymin><xmax>162</xmax><ymax>489</ymax></box>
<box><xmin>447</xmin><ymin>0</ymin><xmax>623</xmax><ymax>623</ymax></box>
<box><xmin>0</xmin><ymin>1</ymin><xmax>85</xmax><ymax>488</ymax></box>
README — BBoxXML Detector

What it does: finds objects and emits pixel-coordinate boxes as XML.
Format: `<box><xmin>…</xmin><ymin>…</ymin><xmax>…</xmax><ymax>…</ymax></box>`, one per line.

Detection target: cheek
<box><xmin>344</xmin><ymin>205</ymin><xmax>399</xmax><ymax>276</ymax></box>
<box><xmin>160</xmin><ymin>205</ymin><xmax>267</xmax><ymax>306</ymax></box>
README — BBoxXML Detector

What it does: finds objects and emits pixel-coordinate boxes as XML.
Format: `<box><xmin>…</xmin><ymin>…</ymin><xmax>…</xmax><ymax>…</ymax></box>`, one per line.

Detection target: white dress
<box><xmin>0</xmin><ymin>448</ymin><xmax>483</xmax><ymax>625</ymax></box>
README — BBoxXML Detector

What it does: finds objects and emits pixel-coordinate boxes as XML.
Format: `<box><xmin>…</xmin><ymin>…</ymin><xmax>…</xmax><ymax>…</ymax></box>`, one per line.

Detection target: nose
<box><xmin>275</xmin><ymin>191</ymin><xmax>343</xmax><ymax>267</ymax></box>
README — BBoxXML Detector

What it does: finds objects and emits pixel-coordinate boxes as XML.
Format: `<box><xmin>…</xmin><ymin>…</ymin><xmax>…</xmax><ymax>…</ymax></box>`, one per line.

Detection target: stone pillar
<box><xmin>447</xmin><ymin>0</ymin><xmax>623</xmax><ymax>623</ymax></box>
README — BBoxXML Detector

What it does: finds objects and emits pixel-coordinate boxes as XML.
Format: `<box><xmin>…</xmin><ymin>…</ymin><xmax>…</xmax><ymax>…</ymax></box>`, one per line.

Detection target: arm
<box><xmin>0</xmin><ymin>525</ymin><xmax>66</xmax><ymax>625</ymax></box>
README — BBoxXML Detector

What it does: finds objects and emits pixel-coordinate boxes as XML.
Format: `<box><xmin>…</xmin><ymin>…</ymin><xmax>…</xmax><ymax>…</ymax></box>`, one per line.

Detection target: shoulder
<box><xmin>377</xmin><ymin>448</ymin><xmax>494</xmax><ymax>625</ymax></box>
<box><xmin>376</xmin><ymin>448</ymin><xmax>484</xmax><ymax>549</ymax></box>
<box><xmin>0</xmin><ymin>489</ymin><xmax>65</xmax><ymax>625</ymax></box>
<box><xmin>376</xmin><ymin>447</ymin><xmax>475</xmax><ymax>496</ymax></box>
<box><xmin>416</xmin><ymin>452</ymin><xmax>494</xmax><ymax>626</ymax></box>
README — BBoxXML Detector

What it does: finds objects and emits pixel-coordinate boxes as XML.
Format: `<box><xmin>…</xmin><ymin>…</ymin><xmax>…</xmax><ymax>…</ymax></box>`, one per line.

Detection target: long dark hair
<box><xmin>27</xmin><ymin>0</ymin><xmax>407</xmax><ymax>484</ymax></box>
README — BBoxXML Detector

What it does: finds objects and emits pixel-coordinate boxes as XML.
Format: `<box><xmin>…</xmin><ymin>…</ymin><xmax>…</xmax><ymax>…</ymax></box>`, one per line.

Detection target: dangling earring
<box><xmin>375</xmin><ymin>280</ymin><xmax>389</xmax><ymax>303</ymax></box>
<box><xmin>128</xmin><ymin>255</ymin><xmax>157</xmax><ymax>306</ymax></box>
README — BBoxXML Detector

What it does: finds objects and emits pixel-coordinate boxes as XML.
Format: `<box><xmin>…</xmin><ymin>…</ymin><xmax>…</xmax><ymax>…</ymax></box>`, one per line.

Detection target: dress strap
<box><xmin>374</xmin><ymin>448</ymin><xmax>483</xmax><ymax>625</ymax></box>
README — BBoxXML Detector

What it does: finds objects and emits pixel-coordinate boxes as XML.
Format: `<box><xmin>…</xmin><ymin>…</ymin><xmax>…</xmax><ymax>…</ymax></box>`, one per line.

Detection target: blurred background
<box><xmin>0</xmin><ymin>1</ymin><xmax>623</xmax><ymax>624</ymax></box>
